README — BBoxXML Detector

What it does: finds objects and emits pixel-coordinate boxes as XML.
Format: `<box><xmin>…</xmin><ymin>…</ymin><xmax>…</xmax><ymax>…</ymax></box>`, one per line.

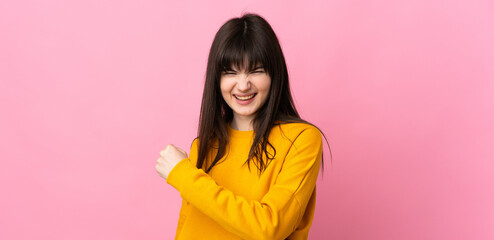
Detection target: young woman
<box><xmin>156</xmin><ymin>13</ymin><xmax>331</xmax><ymax>240</ymax></box>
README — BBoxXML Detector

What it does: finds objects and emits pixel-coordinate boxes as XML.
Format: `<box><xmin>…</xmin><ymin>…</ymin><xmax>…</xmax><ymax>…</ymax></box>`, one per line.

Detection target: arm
<box><xmin>166</xmin><ymin>128</ymin><xmax>322</xmax><ymax>240</ymax></box>
<box><xmin>173</xmin><ymin>139</ymin><xmax>199</xmax><ymax>238</ymax></box>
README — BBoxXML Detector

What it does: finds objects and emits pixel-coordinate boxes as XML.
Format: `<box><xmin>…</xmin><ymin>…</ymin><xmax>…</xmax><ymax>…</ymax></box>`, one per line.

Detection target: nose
<box><xmin>236</xmin><ymin>73</ymin><xmax>251</xmax><ymax>91</ymax></box>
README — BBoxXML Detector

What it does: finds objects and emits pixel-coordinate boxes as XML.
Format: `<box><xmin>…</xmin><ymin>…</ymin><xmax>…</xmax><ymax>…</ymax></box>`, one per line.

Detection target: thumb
<box><xmin>178</xmin><ymin>148</ymin><xmax>187</xmax><ymax>156</ymax></box>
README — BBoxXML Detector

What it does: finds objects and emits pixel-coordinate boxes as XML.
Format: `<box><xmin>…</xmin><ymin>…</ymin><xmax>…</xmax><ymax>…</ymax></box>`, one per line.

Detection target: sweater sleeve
<box><xmin>174</xmin><ymin>139</ymin><xmax>199</xmax><ymax>239</ymax></box>
<box><xmin>166</xmin><ymin>128</ymin><xmax>322</xmax><ymax>240</ymax></box>
<box><xmin>175</xmin><ymin>198</ymin><xmax>188</xmax><ymax>239</ymax></box>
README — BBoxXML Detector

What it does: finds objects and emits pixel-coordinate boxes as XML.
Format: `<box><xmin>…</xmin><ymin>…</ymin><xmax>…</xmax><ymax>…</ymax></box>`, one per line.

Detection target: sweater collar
<box><xmin>227</xmin><ymin>123</ymin><xmax>254</xmax><ymax>139</ymax></box>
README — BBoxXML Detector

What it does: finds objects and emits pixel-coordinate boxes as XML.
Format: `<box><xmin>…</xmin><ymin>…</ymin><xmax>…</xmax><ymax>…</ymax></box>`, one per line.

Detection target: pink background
<box><xmin>1</xmin><ymin>0</ymin><xmax>493</xmax><ymax>239</ymax></box>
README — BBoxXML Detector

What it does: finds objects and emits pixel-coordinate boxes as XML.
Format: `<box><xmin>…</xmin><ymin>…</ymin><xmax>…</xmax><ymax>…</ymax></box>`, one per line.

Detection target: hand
<box><xmin>155</xmin><ymin>144</ymin><xmax>188</xmax><ymax>180</ymax></box>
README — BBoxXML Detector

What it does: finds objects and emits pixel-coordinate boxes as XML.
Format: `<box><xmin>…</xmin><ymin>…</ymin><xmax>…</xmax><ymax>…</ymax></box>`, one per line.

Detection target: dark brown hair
<box><xmin>196</xmin><ymin>13</ymin><xmax>332</xmax><ymax>176</ymax></box>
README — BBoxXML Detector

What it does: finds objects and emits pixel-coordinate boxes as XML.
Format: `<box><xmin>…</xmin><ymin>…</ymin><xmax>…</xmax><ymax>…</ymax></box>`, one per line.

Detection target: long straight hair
<box><xmin>197</xmin><ymin>13</ymin><xmax>331</xmax><ymax>176</ymax></box>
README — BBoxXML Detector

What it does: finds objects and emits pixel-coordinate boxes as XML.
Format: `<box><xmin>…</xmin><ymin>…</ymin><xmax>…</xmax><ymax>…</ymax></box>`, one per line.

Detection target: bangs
<box><xmin>218</xmin><ymin>35</ymin><xmax>267</xmax><ymax>73</ymax></box>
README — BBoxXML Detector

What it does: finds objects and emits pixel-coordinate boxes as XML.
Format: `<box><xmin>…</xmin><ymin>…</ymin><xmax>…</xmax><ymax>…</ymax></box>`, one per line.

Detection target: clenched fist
<box><xmin>155</xmin><ymin>144</ymin><xmax>188</xmax><ymax>180</ymax></box>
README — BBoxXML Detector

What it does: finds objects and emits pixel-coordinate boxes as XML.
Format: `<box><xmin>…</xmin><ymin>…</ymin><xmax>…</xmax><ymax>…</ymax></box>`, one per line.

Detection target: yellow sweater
<box><xmin>166</xmin><ymin>122</ymin><xmax>323</xmax><ymax>240</ymax></box>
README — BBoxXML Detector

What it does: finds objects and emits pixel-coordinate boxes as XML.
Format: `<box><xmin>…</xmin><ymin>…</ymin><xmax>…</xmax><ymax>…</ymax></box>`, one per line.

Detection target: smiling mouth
<box><xmin>234</xmin><ymin>93</ymin><xmax>256</xmax><ymax>100</ymax></box>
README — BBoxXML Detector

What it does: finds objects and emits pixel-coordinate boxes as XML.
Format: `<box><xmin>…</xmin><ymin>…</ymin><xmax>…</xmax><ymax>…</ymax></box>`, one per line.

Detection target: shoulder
<box><xmin>271</xmin><ymin>122</ymin><xmax>322</xmax><ymax>145</ymax></box>
<box><xmin>190</xmin><ymin>137</ymin><xmax>199</xmax><ymax>149</ymax></box>
<box><xmin>271</xmin><ymin>122</ymin><xmax>323</xmax><ymax>162</ymax></box>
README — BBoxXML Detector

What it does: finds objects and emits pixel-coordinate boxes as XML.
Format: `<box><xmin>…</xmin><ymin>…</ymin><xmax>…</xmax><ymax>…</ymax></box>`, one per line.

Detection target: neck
<box><xmin>231</xmin><ymin>114</ymin><xmax>255</xmax><ymax>131</ymax></box>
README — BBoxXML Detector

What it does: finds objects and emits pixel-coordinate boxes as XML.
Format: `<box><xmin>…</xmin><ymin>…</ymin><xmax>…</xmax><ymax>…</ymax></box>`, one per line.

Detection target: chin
<box><xmin>235</xmin><ymin>111</ymin><xmax>256</xmax><ymax>117</ymax></box>
<box><xmin>238</xmin><ymin>113</ymin><xmax>254</xmax><ymax>117</ymax></box>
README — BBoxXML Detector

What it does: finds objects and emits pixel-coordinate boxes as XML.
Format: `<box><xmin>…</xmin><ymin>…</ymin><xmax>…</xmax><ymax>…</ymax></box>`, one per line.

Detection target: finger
<box><xmin>160</xmin><ymin>145</ymin><xmax>172</xmax><ymax>157</ymax></box>
<box><xmin>160</xmin><ymin>144</ymin><xmax>175</xmax><ymax>156</ymax></box>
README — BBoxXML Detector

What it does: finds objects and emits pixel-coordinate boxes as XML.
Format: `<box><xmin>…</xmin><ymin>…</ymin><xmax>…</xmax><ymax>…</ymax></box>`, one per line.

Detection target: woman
<box><xmin>156</xmin><ymin>13</ymin><xmax>331</xmax><ymax>240</ymax></box>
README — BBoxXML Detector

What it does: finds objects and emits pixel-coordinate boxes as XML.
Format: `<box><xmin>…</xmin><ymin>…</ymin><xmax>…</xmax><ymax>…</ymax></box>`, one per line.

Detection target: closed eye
<box><xmin>251</xmin><ymin>68</ymin><xmax>265</xmax><ymax>74</ymax></box>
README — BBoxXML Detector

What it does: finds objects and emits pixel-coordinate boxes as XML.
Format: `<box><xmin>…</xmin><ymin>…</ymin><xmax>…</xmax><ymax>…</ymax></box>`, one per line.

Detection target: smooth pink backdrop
<box><xmin>1</xmin><ymin>0</ymin><xmax>493</xmax><ymax>239</ymax></box>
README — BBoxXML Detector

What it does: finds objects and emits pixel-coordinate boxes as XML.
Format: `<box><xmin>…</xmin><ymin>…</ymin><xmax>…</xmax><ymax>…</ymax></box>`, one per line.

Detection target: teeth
<box><xmin>235</xmin><ymin>94</ymin><xmax>255</xmax><ymax>100</ymax></box>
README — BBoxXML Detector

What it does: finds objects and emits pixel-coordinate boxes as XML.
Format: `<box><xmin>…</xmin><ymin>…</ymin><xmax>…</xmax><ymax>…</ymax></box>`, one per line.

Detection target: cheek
<box><xmin>260</xmin><ymin>78</ymin><xmax>271</xmax><ymax>94</ymax></box>
<box><xmin>258</xmin><ymin>78</ymin><xmax>271</xmax><ymax>104</ymax></box>
<box><xmin>220</xmin><ymin>79</ymin><xmax>233</xmax><ymax>98</ymax></box>
<box><xmin>219</xmin><ymin>78</ymin><xmax>227</xmax><ymax>92</ymax></box>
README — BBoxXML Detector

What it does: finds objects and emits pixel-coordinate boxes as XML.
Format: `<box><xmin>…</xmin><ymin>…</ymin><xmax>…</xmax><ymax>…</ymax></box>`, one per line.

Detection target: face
<box><xmin>220</xmin><ymin>64</ymin><xmax>271</xmax><ymax>121</ymax></box>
